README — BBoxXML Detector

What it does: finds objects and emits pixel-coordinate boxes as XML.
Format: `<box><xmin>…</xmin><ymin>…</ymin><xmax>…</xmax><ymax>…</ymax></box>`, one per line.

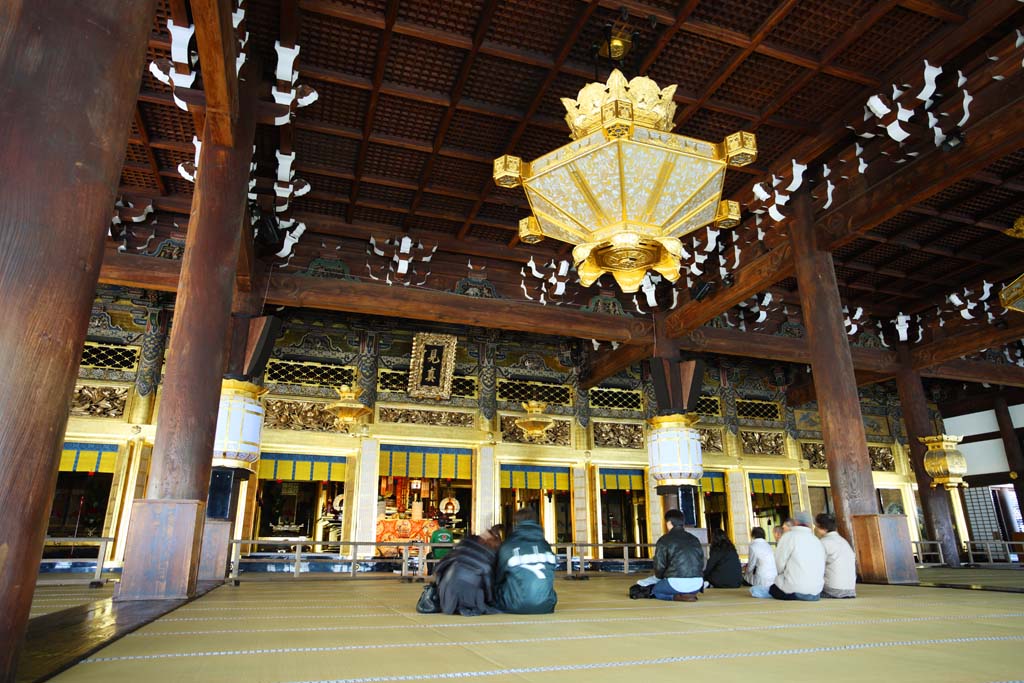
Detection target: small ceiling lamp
<box><xmin>326</xmin><ymin>384</ymin><xmax>372</xmax><ymax>427</ymax></box>
<box><xmin>919</xmin><ymin>435</ymin><xmax>968</xmax><ymax>489</ymax></box>
<box><xmin>647</xmin><ymin>413</ymin><xmax>702</xmax><ymax>486</ymax></box>
<box><xmin>516</xmin><ymin>400</ymin><xmax>555</xmax><ymax>442</ymax></box>
<box><xmin>494</xmin><ymin>69</ymin><xmax>754</xmax><ymax>293</ymax></box>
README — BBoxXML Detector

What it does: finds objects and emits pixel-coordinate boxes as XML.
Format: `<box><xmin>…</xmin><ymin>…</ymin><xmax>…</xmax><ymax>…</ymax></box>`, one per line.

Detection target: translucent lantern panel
<box><xmin>648</xmin><ymin>425</ymin><xmax>703</xmax><ymax>483</ymax></box>
<box><xmin>214</xmin><ymin>393</ymin><xmax>264</xmax><ymax>463</ymax></box>
<box><xmin>528</xmin><ymin>163</ymin><xmax>602</xmax><ymax>231</ymax></box>
<box><xmin>525</xmin><ymin>188</ymin><xmax>592</xmax><ymax>243</ymax></box>
<box><xmin>651</xmin><ymin>154</ymin><xmax>724</xmax><ymax>231</ymax></box>
<box><xmin>622</xmin><ymin>141</ymin><xmax>677</xmax><ymax>225</ymax></box>
<box><xmin>570</xmin><ymin>143</ymin><xmax>622</xmax><ymax>226</ymax></box>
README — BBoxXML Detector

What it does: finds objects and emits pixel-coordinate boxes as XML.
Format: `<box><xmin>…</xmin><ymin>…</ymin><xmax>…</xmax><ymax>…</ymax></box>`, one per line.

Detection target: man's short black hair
<box><xmin>814</xmin><ymin>513</ymin><xmax>837</xmax><ymax>533</ymax></box>
<box><xmin>514</xmin><ymin>508</ymin><xmax>537</xmax><ymax>525</ymax></box>
<box><xmin>664</xmin><ymin>509</ymin><xmax>685</xmax><ymax>528</ymax></box>
<box><xmin>751</xmin><ymin>527</ymin><xmax>766</xmax><ymax>540</ymax></box>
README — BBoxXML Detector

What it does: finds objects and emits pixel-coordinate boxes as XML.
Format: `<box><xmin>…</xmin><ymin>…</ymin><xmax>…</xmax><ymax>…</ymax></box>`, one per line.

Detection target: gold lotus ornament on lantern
<box><xmin>919</xmin><ymin>434</ymin><xmax>968</xmax><ymax>489</ymax></box>
<box><xmin>326</xmin><ymin>384</ymin><xmax>372</xmax><ymax>427</ymax></box>
<box><xmin>515</xmin><ymin>400</ymin><xmax>555</xmax><ymax>442</ymax></box>
<box><xmin>494</xmin><ymin>69</ymin><xmax>753</xmax><ymax>293</ymax></box>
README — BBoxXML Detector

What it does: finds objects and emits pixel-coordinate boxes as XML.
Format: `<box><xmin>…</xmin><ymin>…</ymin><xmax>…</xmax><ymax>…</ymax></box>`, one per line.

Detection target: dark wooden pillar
<box><xmin>893</xmin><ymin>350</ymin><xmax>961</xmax><ymax>566</ymax></box>
<box><xmin>118</xmin><ymin>79</ymin><xmax>257</xmax><ymax>601</ymax></box>
<box><xmin>0</xmin><ymin>1</ymin><xmax>154</xmax><ymax>678</ymax></box>
<box><xmin>993</xmin><ymin>396</ymin><xmax>1024</xmax><ymax>518</ymax></box>
<box><xmin>789</xmin><ymin>193</ymin><xmax>878</xmax><ymax>544</ymax></box>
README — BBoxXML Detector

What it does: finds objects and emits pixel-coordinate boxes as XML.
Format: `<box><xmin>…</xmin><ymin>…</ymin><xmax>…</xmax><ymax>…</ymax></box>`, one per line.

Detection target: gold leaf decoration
<box><xmin>801</xmin><ymin>442</ymin><xmax>827</xmax><ymax>469</ymax></box>
<box><xmin>500</xmin><ymin>415</ymin><xmax>571</xmax><ymax>446</ymax></box>
<box><xmin>869</xmin><ymin>446</ymin><xmax>896</xmax><ymax>472</ymax></box>
<box><xmin>699</xmin><ymin>428</ymin><xmax>724</xmax><ymax>453</ymax></box>
<box><xmin>740</xmin><ymin>430</ymin><xmax>785</xmax><ymax>456</ymax></box>
<box><xmin>71</xmin><ymin>385</ymin><xmax>128</xmax><ymax>418</ymax></box>
<box><xmin>378</xmin><ymin>407</ymin><xmax>475</xmax><ymax>428</ymax></box>
<box><xmin>264</xmin><ymin>399</ymin><xmax>349</xmax><ymax>433</ymax></box>
<box><xmin>593</xmin><ymin>422</ymin><xmax>644</xmax><ymax>449</ymax></box>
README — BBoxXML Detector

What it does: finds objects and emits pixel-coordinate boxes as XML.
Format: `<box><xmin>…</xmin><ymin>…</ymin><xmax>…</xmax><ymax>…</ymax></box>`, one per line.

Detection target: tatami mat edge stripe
<box><xmin>280</xmin><ymin>636</ymin><xmax>1024</xmax><ymax>683</ymax></box>
<box><xmin>83</xmin><ymin>612</ymin><xmax>1024</xmax><ymax>663</ymax></box>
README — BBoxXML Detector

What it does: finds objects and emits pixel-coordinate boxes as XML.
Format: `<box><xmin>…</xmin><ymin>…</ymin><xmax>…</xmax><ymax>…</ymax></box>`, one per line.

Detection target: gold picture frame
<box><xmin>407</xmin><ymin>333</ymin><xmax>458</xmax><ymax>400</ymax></box>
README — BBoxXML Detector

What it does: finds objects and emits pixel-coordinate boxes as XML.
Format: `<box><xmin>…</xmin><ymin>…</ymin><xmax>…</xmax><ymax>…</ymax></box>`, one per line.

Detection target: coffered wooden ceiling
<box><xmin>119</xmin><ymin>0</ymin><xmax>1024</xmax><ymax>323</ymax></box>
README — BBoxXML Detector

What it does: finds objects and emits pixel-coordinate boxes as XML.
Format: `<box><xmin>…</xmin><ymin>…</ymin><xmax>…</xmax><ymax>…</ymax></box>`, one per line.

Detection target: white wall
<box><xmin>959</xmin><ymin>439</ymin><xmax>1009</xmax><ymax>476</ymax></box>
<box><xmin>943</xmin><ymin>410</ymin><xmax>999</xmax><ymax>436</ymax></box>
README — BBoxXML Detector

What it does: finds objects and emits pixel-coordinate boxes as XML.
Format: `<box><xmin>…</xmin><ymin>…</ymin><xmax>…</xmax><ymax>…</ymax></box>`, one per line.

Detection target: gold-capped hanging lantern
<box><xmin>919</xmin><ymin>434</ymin><xmax>968</xmax><ymax>489</ymax></box>
<box><xmin>515</xmin><ymin>400</ymin><xmax>555</xmax><ymax>442</ymax></box>
<box><xmin>1000</xmin><ymin>217</ymin><xmax>1024</xmax><ymax>313</ymax></box>
<box><xmin>647</xmin><ymin>413</ymin><xmax>703</xmax><ymax>486</ymax></box>
<box><xmin>326</xmin><ymin>384</ymin><xmax>372</xmax><ymax>426</ymax></box>
<box><xmin>212</xmin><ymin>379</ymin><xmax>269</xmax><ymax>473</ymax></box>
<box><xmin>494</xmin><ymin>69</ymin><xmax>755</xmax><ymax>293</ymax></box>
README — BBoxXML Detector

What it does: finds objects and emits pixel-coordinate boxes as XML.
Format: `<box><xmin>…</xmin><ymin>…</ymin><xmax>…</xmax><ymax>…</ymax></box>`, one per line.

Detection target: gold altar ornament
<box><xmin>325</xmin><ymin>384</ymin><xmax>371</xmax><ymax>425</ymax></box>
<box><xmin>515</xmin><ymin>400</ymin><xmax>555</xmax><ymax>441</ymax></box>
<box><xmin>494</xmin><ymin>69</ymin><xmax>754</xmax><ymax>292</ymax></box>
<box><xmin>408</xmin><ymin>332</ymin><xmax>458</xmax><ymax>400</ymax></box>
<box><xmin>919</xmin><ymin>434</ymin><xmax>968</xmax><ymax>489</ymax></box>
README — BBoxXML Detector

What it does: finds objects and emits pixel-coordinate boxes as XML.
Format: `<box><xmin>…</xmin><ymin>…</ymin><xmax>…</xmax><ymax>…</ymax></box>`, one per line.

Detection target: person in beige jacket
<box><xmin>750</xmin><ymin>511</ymin><xmax>824</xmax><ymax>601</ymax></box>
<box><xmin>814</xmin><ymin>513</ymin><xmax>857</xmax><ymax>599</ymax></box>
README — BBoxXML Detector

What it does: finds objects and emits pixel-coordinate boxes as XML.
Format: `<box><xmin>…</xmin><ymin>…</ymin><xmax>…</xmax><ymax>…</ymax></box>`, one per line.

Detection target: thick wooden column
<box><xmin>893</xmin><ymin>350</ymin><xmax>961</xmax><ymax>567</ymax></box>
<box><xmin>993</xmin><ymin>396</ymin><xmax>1024</xmax><ymax>519</ymax></box>
<box><xmin>789</xmin><ymin>193</ymin><xmax>878</xmax><ymax>544</ymax></box>
<box><xmin>118</xmin><ymin>80</ymin><xmax>257</xmax><ymax>600</ymax></box>
<box><xmin>0</xmin><ymin>1</ymin><xmax>154</xmax><ymax>678</ymax></box>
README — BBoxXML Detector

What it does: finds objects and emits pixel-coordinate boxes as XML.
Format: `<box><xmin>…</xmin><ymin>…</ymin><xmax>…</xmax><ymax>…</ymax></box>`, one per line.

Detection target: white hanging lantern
<box><xmin>647</xmin><ymin>413</ymin><xmax>703</xmax><ymax>486</ymax></box>
<box><xmin>212</xmin><ymin>379</ymin><xmax>268</xmax><ymax>473</ymax></box>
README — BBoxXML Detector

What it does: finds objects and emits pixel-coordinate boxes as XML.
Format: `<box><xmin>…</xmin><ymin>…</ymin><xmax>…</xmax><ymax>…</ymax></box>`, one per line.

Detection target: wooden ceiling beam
<box><xmin>131</xmin><ymin>106</ymin><xmax>167</xmax><ymax>196</ymax></box>
<box><xmin>99</xmin><ymin>251</ymin><xmax>652</xmax><ymax>342</ymax></box>
<box><xmin>752</xmin><ymin>1</ymin><xmax>897</xmax><ymax>129</ymax></box>
<box><xmin>911</xmin><ymin>314</ymin><xmax>1024</xmax><ymax>369</ymax></box>
<box><xmin>897</xmin><ymin>0</ymin><xmax>967</xmax><ymax>23</ymax></box>
<box><xmin>673</xmin><ymin>0</ymin><xmax>801</xmax><ymax>130</ymax></box>
<box><xmin>920</xmin><ymin>358</ymin><xmax>1024</xmax><ymax>389</ymax></box>
<box><xmin>637</xmin><ymin>1</ymin><xmax>700</xmax><ymax>75</ymax></box>
<box><xmin>190</xmin><ymin>0</ymin><xmax>239</xmax><ymax>146</ymax></box>
<box><xmin>403</xmin><ymin>0</ymin><xmax>500</xmax><ymax>235</ymax></box>
<box><xmin>458</xmin><ymin>0</ymin><xmax>602</xmax><ymax>242</ymax></box>
<box><xmin>347</xmin><ymin>0</ymin><xmax>400</xmax><ymax>224</ymax></box>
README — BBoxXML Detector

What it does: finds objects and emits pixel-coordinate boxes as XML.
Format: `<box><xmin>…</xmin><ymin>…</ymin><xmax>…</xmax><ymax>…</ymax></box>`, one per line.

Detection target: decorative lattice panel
<box><xmin>497</xmin><ymin>380</ymin><xmax>572</xmax><ymax>406</ymax></box>
<box><xmin>451</xmin><ymin>376</ymin><xmax>478</xmax><ymax>399</ymax></box>
<box><xmin>736</xmin><ymin>399</ymin><xmax>783</xmax><ymax>421</ymax></box>
<box><xmin>81</xmin><ymin>342</ymin><xmax>140</xmax><ymax>372</ymax></box>
<box><xmin>695</xmin><ymin>395</ymin><xmax>722</xmax><ymax>417</ymax></box>
<box><xmin>589</xmin><ymin>387</ymin><xmax>643</xmax><ymax>411</ymax></box>
<box><xmin>378</xmin><ymin>369</ymin><xmax>409</xmax><ymax>392</ymax></box>
<box><xmin>265</xmin><ymin>359</ymin><xmax>355</xmax><ymax>387</ymax></box>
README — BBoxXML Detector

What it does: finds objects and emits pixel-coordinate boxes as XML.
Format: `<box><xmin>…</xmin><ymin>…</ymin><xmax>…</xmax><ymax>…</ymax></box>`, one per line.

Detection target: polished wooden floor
<box><xmin>29</xmin><ymin>573</ymin><xmax>1024</xmax><ymax>683</ymax></box>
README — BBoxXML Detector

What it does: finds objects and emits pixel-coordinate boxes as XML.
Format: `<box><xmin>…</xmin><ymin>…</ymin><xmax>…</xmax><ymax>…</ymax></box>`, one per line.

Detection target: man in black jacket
<box><xmin>631</xmin><ymin>509</ymin><xmax>705</xmax><ymax>602</ymax></box>
<box><xmin>495</xmin><ymin>508</ymin><xmax>558</xmax><ymax>614</ymax></box>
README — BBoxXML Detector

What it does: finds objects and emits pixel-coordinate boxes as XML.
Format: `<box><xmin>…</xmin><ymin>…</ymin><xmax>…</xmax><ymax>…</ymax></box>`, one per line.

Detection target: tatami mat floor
<box><xmin>45</xmin><ymin>575</ymin><xmax>1024</xmax><ymax>683</ymax></box>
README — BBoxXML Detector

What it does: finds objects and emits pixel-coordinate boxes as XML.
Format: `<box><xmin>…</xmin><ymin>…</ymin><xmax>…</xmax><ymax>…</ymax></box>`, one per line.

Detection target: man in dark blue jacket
<box><xmin>494</xmin><ymin>508</ymin><xmax>558</xmax><ymax>614</ymax></box>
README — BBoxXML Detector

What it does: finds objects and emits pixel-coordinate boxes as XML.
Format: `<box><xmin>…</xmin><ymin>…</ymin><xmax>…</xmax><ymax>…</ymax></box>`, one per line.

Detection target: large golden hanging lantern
<box><xmin>1000</xmin><ymin>216</ymin><xmax>1024</xmax><ymax>313</ymax></box>
<box><xmin>920</xmin><ymin>435</ymin><xmax>969</xmax><ymax>489</ymax></box>
<box><xmin>515</xmin><ymin>400</ymin><xmax>555</xmax><ymax>442</ymax></box>
<box><xmin>647</xmin><ymin>413</ymin><xmax>703</xmax><ymax>486</ymax></box>
<box><xmin>494</xmin><ymin>69</ymin><xmax>754</xmax><ymax>292</ymax></box>
<box><xmin>325</xmin><ymin>385</ymin><xmax>372</xmax><ymax>426</ymax></box>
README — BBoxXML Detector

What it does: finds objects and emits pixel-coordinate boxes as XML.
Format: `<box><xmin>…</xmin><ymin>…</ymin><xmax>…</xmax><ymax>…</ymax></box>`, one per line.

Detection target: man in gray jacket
<box><xmin>814</xmin><ymin>513</ymin><xmax>857</xmax><ymax>598</ymax></box>
<box><xmin>631</xmin><ymin>509</ymin><xmax>705</xmax><ymax>602</ymax></box>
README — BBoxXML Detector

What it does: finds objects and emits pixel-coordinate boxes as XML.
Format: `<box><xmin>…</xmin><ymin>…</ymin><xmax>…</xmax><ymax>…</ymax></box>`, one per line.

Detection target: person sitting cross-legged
<box><xmin>494</xmin><ymin>508</ymin><xmax>558</xmax><ymax>614</ymax></box>
<box><xmin>751</xmin><ymin>511</ymin><xmax>824</xmax><ymax>601</ymax></box>
<box><xmin>743</xmin><ymin>527</ymin><xmax>778</xmax><ymax>589</ymax></box>
<box><xmin>814</xmin><ymin>513</ymin><xmax>857</xmax><ymax>599</ymax></box>
<box><xmin>434</xmin><ymin>526</ymin><xmax>503</xmax><ymax>616</ymax></box>
<box><xmin>631</xmin><ymin>509</ymin><xmax>705</xmax><ymax>602</ymax></box>
<box><xmin>704</xmin><ymin>528</ymin><xmax>743</xmax><ymax>588</ymax></box>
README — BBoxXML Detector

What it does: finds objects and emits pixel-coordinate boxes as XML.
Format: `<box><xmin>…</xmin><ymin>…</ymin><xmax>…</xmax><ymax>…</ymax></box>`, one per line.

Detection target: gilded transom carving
<box><xmin>699</xmin><ymin>428</ymin><xmax>724</xmax><ymax>453</ymax></box>
<box><xmin>740</xmin><ymin>430</ymin><xmax>785</xmax><ymax>456</ymax></box>
<box><xmin>801</xmin><ymin>442</ymin><xmax>827</xmax><ymax>469</ymax></box>
<box><xmin>378</xmin><ymin>407</ymin><xmax>476</xmax><ymax>428</ymax></box>
<box><xmin>593</xmin><ymin>422</ymin><xmax>644</xmax><ymax>449</ymax></box>
<box><xmin>500</xmin><ymin>415</ymin><xmax>571</xmax><ymax>446</ymax></box>
<box><xmin>869</xmin><ymin>446</ymin><xmax>896</xmax><ymax>472</ymax></box>
<box><xmin>264</xmin><ymin>399</ymin><xmax>349</xmax><ymax>433</ymax></box>
<box><xmin>71</xmin><ymin>385</ymin><xmax>128</xmax><ymax>419</ymax></box>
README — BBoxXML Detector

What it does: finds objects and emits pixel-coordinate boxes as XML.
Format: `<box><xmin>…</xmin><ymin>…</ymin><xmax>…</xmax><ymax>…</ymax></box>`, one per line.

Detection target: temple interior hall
<box><xmin>2</xmin><ymin>0</ymin><xmax>1024</xmax><ymax>681</ymax></box>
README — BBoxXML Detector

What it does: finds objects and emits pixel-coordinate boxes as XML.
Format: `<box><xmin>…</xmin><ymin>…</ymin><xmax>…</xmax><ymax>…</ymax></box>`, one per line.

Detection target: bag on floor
<box><xmin>416</xmin><ymin>583</ymin><xmax>441</xmax><ymax>613</ymax></box>
<box><xmin>629</xmin><ymin>583</ymin><xmax>653</xmax><ymax>600</ymax></box>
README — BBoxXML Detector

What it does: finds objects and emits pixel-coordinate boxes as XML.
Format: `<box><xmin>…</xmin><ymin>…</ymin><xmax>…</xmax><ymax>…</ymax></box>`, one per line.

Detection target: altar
<box><xmin>374</xmin><ymin>518</ymin><xmax>439</xmax><ymax>556</ymax></box>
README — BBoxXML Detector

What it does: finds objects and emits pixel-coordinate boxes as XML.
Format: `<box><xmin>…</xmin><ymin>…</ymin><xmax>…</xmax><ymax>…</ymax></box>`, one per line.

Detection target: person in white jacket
<box><xmin>743</xmin><ymin>527</ymin><xmax>777</xmax><ymax>589</ymax></box>
<box><xmin>814</xmin><ymin>513</ymin><xmax>857</xmax><ymax>599</ymax></box>
<box><xmin>751</xmin><ymin>511</ymin><xmax>824</xmax><ymax>601</ymax></box>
